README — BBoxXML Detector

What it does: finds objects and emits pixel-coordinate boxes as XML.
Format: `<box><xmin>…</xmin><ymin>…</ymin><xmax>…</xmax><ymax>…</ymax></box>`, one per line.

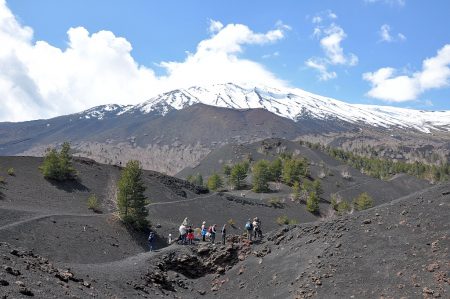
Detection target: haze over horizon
<box><xmin>1</xmin><ymin>0</ymin><xmax>450</xmax><ymax>122</ymax></box>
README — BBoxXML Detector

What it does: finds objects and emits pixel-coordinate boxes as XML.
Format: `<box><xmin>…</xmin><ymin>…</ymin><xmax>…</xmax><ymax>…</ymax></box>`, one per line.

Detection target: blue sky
<box><xmin>1</xmin><ymin>0</ymin><xmax>450</xmax><ymax>121</ymax></box>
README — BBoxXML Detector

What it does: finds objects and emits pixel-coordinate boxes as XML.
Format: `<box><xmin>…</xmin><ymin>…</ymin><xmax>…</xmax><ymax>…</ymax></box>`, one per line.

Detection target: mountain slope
<box><xmin>1</xmin><ymin>83</ymin><xmax>450</xmax><ymax>175</ymax></box>
<box><xmin>133</xmin><ymin>83</ymin><xmax>450</xmax><ymax>133</ymax></box>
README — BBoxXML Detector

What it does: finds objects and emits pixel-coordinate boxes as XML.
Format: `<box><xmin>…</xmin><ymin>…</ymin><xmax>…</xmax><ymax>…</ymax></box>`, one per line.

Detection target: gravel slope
<box><xmin>0</xmin><ymin>156</ymin><xmax>447</xmax><ymax>298</ymax></box>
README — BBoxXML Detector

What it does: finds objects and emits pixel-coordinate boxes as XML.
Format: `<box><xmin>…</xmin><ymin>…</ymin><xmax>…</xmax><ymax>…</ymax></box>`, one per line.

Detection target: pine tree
<box><xmin>222</xmin><ymin>165</ymin><xmax>232</xmax><ymax>187</ymax></box>
<box><xmin>40</xmin><ymin>142</ymin><xmax>76</xmax><ymax>181</ymax></box>
<box><xmin>58</xmin><ymin>142</ymin><xmax>76</xmax><ymax>180</ymax></box>
<box><xmin>292</xmin><ymin>181</ymin><xmax>300</xmax><ymax>202</ymax></box>
<box><xmin>194</xmin><ymin>173</ymin><xmax>203</xmax><ymax>186</ymax></box>
<box><xmin>252</xmin><ymin>160</ymin><xmax>271</xmax><ymax>193</ymax></box>
<box><xmin>207</xmin><ymin>173</ymin><xmax>223</xmax><ymax>191</ymax></box>
<box><xmin>117</xmin><ymin>160</ymin><xmax>148</xmax><ymax>230</ymax></box>
<box><xmin>313</xmin><ymin>180</ymin><xmax>323</xmax><ymax>197</ymax></box>
<box><xmin>306</xmin><ymin>191</ymin><xmax>319</xmax><ymax>213</ymax></box>
<box><xmin>282</xmin><ymin>158</ymin><xmax>309</xmax><ymax>185</ymax></box>
<box><xmin>269</xmin><ymin>158</ymin><xmax>283</xmax><ymax>182</ymax></box>
<box><xmin>40</xmin><ymin>149</ymin><xmax>61</xmax><ymax>179</ymax></box>
<box><xmin>230</xmin><ymin>163</ymin><xmax>247</xmax><ymax>190</ymax></box>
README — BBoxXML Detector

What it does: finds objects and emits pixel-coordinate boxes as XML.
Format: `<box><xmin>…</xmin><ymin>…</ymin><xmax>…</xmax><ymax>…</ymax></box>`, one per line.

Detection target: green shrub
<box><xmin>87</xmin><ymin>194</ymin><xmax>100</xmax><ymax>212</ymax></box>
<box><xmin>268</xmin><ymin>197</ymin><xmax>284</xmax><ymax>208</ymax></box>
<box><xmin>292</xmin><ymin>181</ymin><xmax>300</xmax><ymax>202</ymax></box>
<box><xmin>0</xmin><ymin>176</ymin><xmax>5</xmax><ymax>184</ymax></box>
<box><xmin>331</xmin><ymin>193</ymin><xmax>352</xmax><ymax>215</ymax></box>
<box><xmin>337</xmin><ymin>200</ymin><xmax>351</xmax><ymax>214</ymax></box>
<box><xmin>276</xmin><ymin>215</ymin><xmax>298</xmax><ymax>225</ymax></box>
<box><xmin>306</xmin><ymin>191</ymin><xmax>319</xmax><ymax>213</ymax></box>
<box><xmin>7</xmin><ymin>168</ymin><xmax>15</xmax><ymax>176</ymax></box>
<box><xmin>330</xmin><ymin>193</ymin><xmax>339</xmax><ymax>210</ymax></box>
<box><xmin>353</xmin><ymin>192</ymin><xmax>374</xmax><ymax>211</ymax></box>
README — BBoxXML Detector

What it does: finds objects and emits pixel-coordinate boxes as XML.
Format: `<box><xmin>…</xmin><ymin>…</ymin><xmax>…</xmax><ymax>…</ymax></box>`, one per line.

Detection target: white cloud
<box><xmin>208</xmin><ymin>19</ymin><xmax>223</xmax><ymax>34</ymax></box>
<box><xmin>379</xmin><ymin>24</ymin><xmax>406</xmax><ymax>43</ymax></box>
<box><xmin>275</xmin><ymin>20</ymin><xmax>292</xmax><ymax>31</ymax></box>
<box><xmin>305</xmin><ymin>58</ymin><xmax>337</xmax><ymax>81</ymax></box>
<box><xmin>305</xmin><ymin>15</ymin><xmax>358</xmax><ymax>81</ymax></box>
<box><xmin>311</xmin><ymin>10</ymin><xmax>337</xmax><ymax>25</ymax></box>
<box><xmin>158</xmin><ymin>22</ymin><xmax>289</xmax><ymax>89</ymax></box>
<box><xmin>328</xmin><ymin>12</ymin><xmax>338</xmax><ymax>19</ymax></box>
<box><xmin>0</xmin><ymin>1</ymin><xmax>290</xmax><ymax>121</ymax></box>
<box><xmin>320</xmin><ymin>24</ymin><xmax>358</xmax><ymax>66</ymax></box>
<box><xmin>363</xmin><ymin>44</ymin><xmax>450</xmax><ymax>102</ymax></box>
<box><xmin>380</xmin><ymin>24</ymin><xmax>393</xmax><ymax>42</ymax></box>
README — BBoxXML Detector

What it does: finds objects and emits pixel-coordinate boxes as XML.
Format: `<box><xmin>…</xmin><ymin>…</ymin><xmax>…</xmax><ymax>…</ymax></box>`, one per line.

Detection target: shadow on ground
<box><xmin>124</xmin><ymin>224</ymin><xmax>162</xmax><ymax>252</ymax></box>
<box><xmin>48</xmin><ymin>179</ymin><xmax>90</xmax><ymax>193</ymax></box>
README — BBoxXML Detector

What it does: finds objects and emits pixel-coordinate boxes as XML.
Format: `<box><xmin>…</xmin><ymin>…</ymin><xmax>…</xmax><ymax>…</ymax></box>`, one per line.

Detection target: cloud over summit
<box><xmin>0</xmin><ymin>1</ymin><xmax>289</xmax><ymax>122</ymax></box>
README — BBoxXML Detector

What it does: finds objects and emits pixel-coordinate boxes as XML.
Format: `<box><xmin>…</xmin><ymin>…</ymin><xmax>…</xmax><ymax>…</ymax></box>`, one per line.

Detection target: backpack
<box><xmin>245</xmin><ymin>221</ymin><xmax>252</xmax><ymax>230</ymax></box>
<box><xmin>208</xmin><ymin>226</ymin><xmax>213</xmax><ymax>233</ymax></box>
<box><xmin>148</xmin><ymin>232</ymin><xmax>155</xmax><ymax>241</ymax></box>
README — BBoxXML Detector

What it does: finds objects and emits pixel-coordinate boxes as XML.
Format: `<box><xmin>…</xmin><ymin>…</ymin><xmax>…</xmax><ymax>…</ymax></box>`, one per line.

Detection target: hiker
<box><xmin>221</xmin><ymin>224</ymin><xmax>227</xmax><ymax>245</ymax></box>
<box><xmin>168</xmin><ymin>233</ymin><xmax>172</xmax><ymax>245</ymax></box>
<box><xmin>201</xmin><ymin>221</ymin><xmax>207</xmax><ymax>242</ymax></box>
<box><xmin>179</xmin><ymin>224</ymin><xmax>187</xmax><ymax>244</ymax></box>
<box><xmin>245</xmin><ymin>219</ymin><xmax>253</xmax><ymax>240</ymax></box>
<box><xmin>253</xmin><ymin>217</ymin><xmax>262</xmax><ymax>240</ymax></box>
<box><xmin>148</xmin><ymin>231</ymin><xmax>155</xmax><ymax>251</ymax></box>
<box><xmin>187</xmin><ymin>226</ymin><xmax>194</xmax><ymax>245</ymax></box>
<box><xmin>209</xmin><ymin>224</ymin><xmax>217</xmax><ymax>244</ymax></box>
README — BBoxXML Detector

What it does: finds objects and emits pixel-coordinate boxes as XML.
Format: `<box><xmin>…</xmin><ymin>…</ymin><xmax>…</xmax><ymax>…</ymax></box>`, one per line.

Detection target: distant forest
<box><xmin>302</xmin><ymin>141</ymin><xmax>450</xmax><ymax>183</ymax></box>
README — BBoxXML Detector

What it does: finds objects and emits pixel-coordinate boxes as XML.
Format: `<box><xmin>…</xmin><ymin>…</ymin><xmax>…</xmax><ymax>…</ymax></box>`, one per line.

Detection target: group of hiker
<box><xmin>177</xmin><ymin>217</ymin><xmax>228</xmax><ymax>245</ymax></box>
<box><xmin>245</xmin><ymin>217</ymin><xmax>262</xmax><ymax>241</ymax></box>
<box><xmin>148</xmin><ymin>217</ymin><xmax>262</xmax><ymax>251</ymax></box>
<box><xmin>178</xmin><ymin>217</ymin><xmax>263</xmax><ymax>245</ymax></box>
<box><xmin>148</xmin><ymin>216</ymin><xmax>263</xmax><ymax>251</ymax></box>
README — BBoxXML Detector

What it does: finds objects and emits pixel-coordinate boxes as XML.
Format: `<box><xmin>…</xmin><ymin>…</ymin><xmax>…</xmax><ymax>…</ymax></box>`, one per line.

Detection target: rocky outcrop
<box><xmin>0</xmin><ymin>243</ymin><xmax>96</xmax><ymax>298</ymax></box>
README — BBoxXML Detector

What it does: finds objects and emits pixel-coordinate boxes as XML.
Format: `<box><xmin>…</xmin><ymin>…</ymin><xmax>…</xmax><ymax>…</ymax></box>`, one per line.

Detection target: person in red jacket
<box><xmin>187</xmin><ymin>226</ymin><xmax>194</xmax><ymax>245</ymax></box>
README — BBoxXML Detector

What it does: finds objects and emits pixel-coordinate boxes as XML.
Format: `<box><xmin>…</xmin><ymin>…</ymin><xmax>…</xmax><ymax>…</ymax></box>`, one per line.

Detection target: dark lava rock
<box><xmin>3</xmin><ymin>265</ymin><xmax>20</xmax><ymax>276</ymax></box>
<box><xmin>0</xmin><ymin>279</ymin><xmax>9</xmax><ymax>286</ymax></box>
<box><xmin>19</xmin><ymin>287</ymin><xmax>34</xmax><ymax>296</ymax></box>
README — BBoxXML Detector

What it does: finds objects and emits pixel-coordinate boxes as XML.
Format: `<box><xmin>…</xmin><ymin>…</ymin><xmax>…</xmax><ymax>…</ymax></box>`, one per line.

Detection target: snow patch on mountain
<box><xmin>78</xmin><ymin>104</ymin><xmax>131</xmax><ymax>120</ymax></box>
<box><xmin>81</xmin><ymin>83</ymin><xmax>450</xmax><ymax>133</ymax></box>
<box><xmin>133</xmin><ymin>83</ymin><xmax>450</xmax><ymax>133</ymax></box>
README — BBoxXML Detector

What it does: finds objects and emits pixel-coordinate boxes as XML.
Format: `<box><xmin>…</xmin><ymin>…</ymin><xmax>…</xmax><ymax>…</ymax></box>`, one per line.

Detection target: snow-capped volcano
<box><xmin>129</xmin><ymin>83</ymin><xmax>450</xmax><ymax>133</ymax></box>
<box><xmin>74</xmin><ymin>83</ymin><xmax>450</xmax><ymax>133</ymax></box>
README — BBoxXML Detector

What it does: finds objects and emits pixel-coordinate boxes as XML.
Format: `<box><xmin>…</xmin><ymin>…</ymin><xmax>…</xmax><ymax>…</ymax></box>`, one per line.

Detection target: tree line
<box><xmin>302</xmin><ymin>141</ymin><xmax>450</xmax><ymax>183</ymax></box>
<box><xmin>187</xmin><ymin>154</ymin><xmax>322</xmax><ymax>214</ymax></box>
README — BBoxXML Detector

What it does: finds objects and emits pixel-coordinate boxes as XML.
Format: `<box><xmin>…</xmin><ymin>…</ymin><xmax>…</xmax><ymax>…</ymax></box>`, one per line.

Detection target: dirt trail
<box><xmin>147</xmin><ymin>193</ymin><xmax>217</xmax><ymax>207</ymax></box>
<box><xmin>0</xmin><ymin>212</ymin><xmax>103</xmax><ymax>231</ymax></box>
<box><xmin>103</xmin><ymin>171</ymin><xmax>119</xmax><ymax>212</ymax></box>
